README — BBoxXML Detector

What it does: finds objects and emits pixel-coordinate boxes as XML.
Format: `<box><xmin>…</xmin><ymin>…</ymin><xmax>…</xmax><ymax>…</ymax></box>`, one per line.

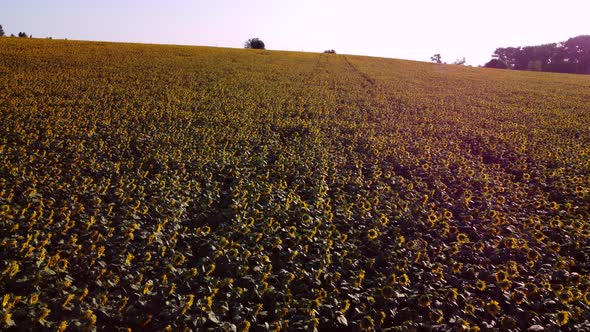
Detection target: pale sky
<box><xmin>1</xmin><ymin>0</ymin><xmax>589</xmax><ymax>66</ymax></box>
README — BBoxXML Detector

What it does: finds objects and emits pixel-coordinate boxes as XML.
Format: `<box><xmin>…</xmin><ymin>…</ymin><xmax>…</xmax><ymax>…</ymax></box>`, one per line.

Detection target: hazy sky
<box><xmin>2</xmin><ymin>0</ymin><xmax>589</xmax><ymax>66</ymax></box>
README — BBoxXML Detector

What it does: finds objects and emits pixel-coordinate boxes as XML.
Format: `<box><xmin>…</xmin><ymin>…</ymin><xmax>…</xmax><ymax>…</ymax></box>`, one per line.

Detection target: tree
<box><xmin>324</xmin><ymin>49</ymin><xmax>336</xmax><ymax>54</ymax></box>
<box><xmin>533</xmin><ymin>43</ymin><xmax>558</xmax><ymax>69</ymax></box>
<box><xmin>0</xmin><ymin>25</ymin><xmax>4</xmax><ymax>37</ymax></box>
<box><xmin>484</xmin><ymin>59</ymin><xmax>508</xmax><ymax>69</ymax></box>
<box><xmin>489</xmin><ymin>35</ymin><xmax>590</xmax><ymax>74</ymax></box>
<box><xmin>430</xmin><ymin>54</ymin><xmax>442</xmax><ymax>63</ymax></box>
<box><xmin>492</xmin><ymin>47</ymin><xmax>521</xmax><ymax>69</ymax></box>
<box><xmin>563</xmin><ymin>35</ymin><xmax>590</xmax><ymax>74</ymax></box>
<box><xmin>18</xmin><ymin>32</ymin><xmax>28</xmax><ymax>38</ymax></box>
<box><xmin>244</xmin><ymin>38</ymin><xmax>265</xmax><ymax>50</ymax></box>
<box><xmin>453</xmin><ymin>57</ymin><xmax>466</xmax><ymax>65</ymax></box>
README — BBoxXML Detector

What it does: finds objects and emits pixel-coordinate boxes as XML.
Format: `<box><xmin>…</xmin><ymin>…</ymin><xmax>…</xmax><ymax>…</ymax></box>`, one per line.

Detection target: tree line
<box><xmin>0</xmin><ymin>24</ymin><xmax>35</xmax><ymax>38</ymax></box>
<box><xmin>4</xmin><ymin>26</ymin><xmax>588</xmax><ymax>75</ymax></box>
<box><xmin>485</xmin><ymin>35</ymin><xmax>590</xmax><ymax>74</ymax></box>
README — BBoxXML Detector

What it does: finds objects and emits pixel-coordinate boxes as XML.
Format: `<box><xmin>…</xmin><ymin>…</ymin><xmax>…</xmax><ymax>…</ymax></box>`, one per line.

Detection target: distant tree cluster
<box><xmin>483</xmin><ymin>59</ymin><xmax>508</xmax><ymax>69</ymax></box>
<box><xmin>485</xmin><ymin>35</ymin><xmax>590</xmax><ymax>74</ymax></box>
<box><xmin>453</xmin><ymin>57</ymin><xmax>466</xmax><ymax>65</ymax></box>
<box><xmin>244</xmin><ymin>38</ymin><xmax>265</xmax><ymax>50</ymax></box>
<box><xmin>324</xmin><ymin>49</ymin><xmax>336</xmax><ymax>54</ymax></box>
<box><xmin>1</xmin><ymin>24</ymin><xmax>51</xmax><ymax>39</ymax></box>
<box><xmin>430</xmin><ymin>54</ymin><xmax>466</xmax><ymax>65</ymax></box>
<box><xmin>430</xmin><ymin>53</ymin><xmax>442</xmax><ymax>64</ymax></box>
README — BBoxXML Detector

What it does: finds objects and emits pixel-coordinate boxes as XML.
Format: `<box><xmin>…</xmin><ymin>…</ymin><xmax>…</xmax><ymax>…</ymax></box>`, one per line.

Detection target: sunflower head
<box><xmin>495</xmin><ymin>270</ymin><xmax>508</xmax><ymax>283</ymax></box>
<box><xmin>448</xmin><ymin>288</ymin><xmax>459</xmax><ymax>300</ymax></box>
<box><xmin>464</xmin><ymin>303</ymin><xmax>476</xmax><ymax>316</ymax></box>
<box><xmin>457</xmin><ymin>233</ymin><xmax>469</xmax><ymax>244</ymax></box>
<box><xmin>532</xmin><ymin>231</ymin><xmax>544</xmax><ymax>243</ymax></box>
<box><xmin>427</xmin><ymin>211</ymin><xmax>438</xmax><ymax>225</ymax></box>
<box><xmin>548</xmin><ymin>242</ymin><xmax>561</xmax><ymax>253</ymax></box>
<box><xmin>418</xmin><ymin>295</ymin><xmax>431</xmax><ymax>308</ymax></box>
<box><xmin>472</xmin><ymin>240</ymin><xmax>485</xmax><ymax>252</ymax></box>
<box><xmin>433</xmin><ymin>270</ymin><xmax>444</xmax><ymax>282</ymax></box>
<box><xmin>558</xmin><ymin>289</ymin><xmax>574</xmax><ymax>304</ymax></box>
<box><xmin>556</xmin><ymin>310</ymin><xmax>570</xmax><ymax>326</ymax></box>
<box><xmin>398</xmin><ymin>273</ymin><xmax>410</xmax><ymax>286</ymax></box>
<box><xmin>288</xmin><ymin>226</ymin><xmax>297</xmax><ymax>238</ymax></box>
<box><xmin>397</xmin><ymin>235</ymin><xmax>405</xmax><ymax>246</ymax></box>
<box><xmin>503</xmin><ymin>237</ymin><xmax>517</xmax><ymax>249</ymax></box>
<box><xmin>29</xmin><ymin>293</ymin><xmax>40</xmax><ymax>305</ymax></box>
<box><xmin>367</xmin><ymin>229</ymin><xmax>379</xmax><ymax>240</ymax></box>
<box><xmin>395</xmin><ymin>259</ymin><xmax>408</xmax><ymax>271</ymax></box>
<box><xmin>475</xmin><ymin>279</ymin><xmax>487</xmax><ymax>291</ymax></box>
<box><xmin>498</xmin><ymin>279</ymin><xmax>512</xmax><ymax>292</ymax></box>
<box><xmin>443</xmin><ymin>209</ymin><xmax>453</xmax><ymax>220</ymax></box>
<box><xmin>485</xmin><ymin>300</ymin><xmax>501</xmax><ymax>316</ymax></box>
<box><xmin>511</xmin><ymin>290</ymin><xmax>526</xmax><ymax>305</ymax></box>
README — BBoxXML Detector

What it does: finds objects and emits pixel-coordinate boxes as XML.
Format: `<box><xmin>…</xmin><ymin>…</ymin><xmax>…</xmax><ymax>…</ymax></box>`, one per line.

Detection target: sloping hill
<box><xmin>1</xmin><ymin>38</ymin><xmax>589</xmax><ymax>331</ymax></box>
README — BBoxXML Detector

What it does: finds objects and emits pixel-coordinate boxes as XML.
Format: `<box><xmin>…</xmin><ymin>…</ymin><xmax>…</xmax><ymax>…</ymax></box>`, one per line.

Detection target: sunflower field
<box><xmin>1</xmin><ymin>38</ymin><xmax>589</xmax><ymax>331</ymax></box>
